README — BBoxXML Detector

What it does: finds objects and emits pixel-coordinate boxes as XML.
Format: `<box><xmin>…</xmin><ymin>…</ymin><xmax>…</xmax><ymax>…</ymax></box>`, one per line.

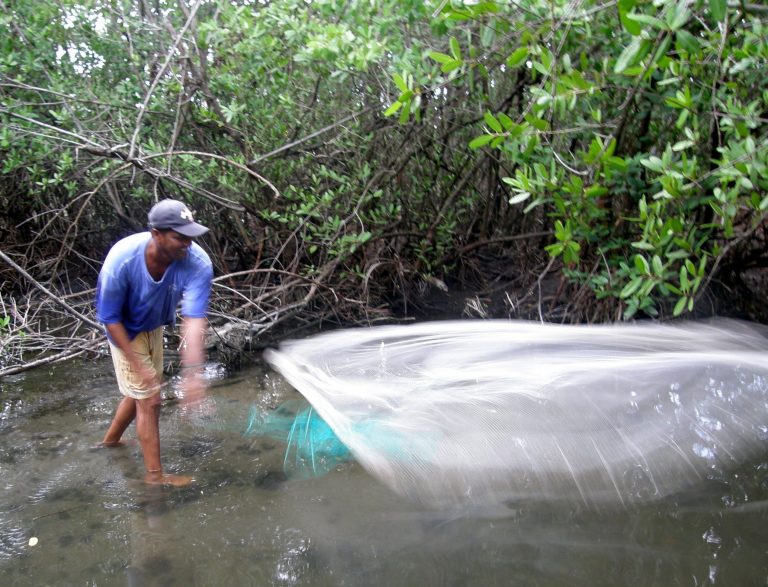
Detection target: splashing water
<box><xmin>263</xmin><ymin>319</ymin><xmax>768</xmax><ymax>508</ymax></box>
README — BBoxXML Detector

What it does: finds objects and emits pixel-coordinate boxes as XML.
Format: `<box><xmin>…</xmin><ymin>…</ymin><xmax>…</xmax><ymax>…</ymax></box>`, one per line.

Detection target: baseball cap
<box><xmin>147</xmin><ymin>199</ymin><xmax>209</xmax><ymax>237</ymax></box>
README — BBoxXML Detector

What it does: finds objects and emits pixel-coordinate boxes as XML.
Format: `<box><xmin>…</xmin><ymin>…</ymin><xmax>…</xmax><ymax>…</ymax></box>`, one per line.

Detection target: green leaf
<box><xmin>675</xmin><ymin>30</ymin><xmax>699</xmax><ymax>54</ymax></box>
<box><xmin>509</xmin><ymin>192</ymin><xmax>531</xmax><ymax>205</ymax></box>
<box><xmin>564</xmin><ymin>241</ymin><xmax>580</xmax><ymax>264</ymax></box>
<box><xmin>506</xmin><ymin>47</ymin><xmax>529</xmax><ymax>68</ymax></box>
<box><xmin>449</xmin><ymin>37</ymin><xmax>461</xmax><ymax>60</ymax></box>
<box><xmin>498</xmin><ymin>112</ymin><xmax>515</xmax><ymax>131</ymax></box>
<box><xmin>586</xmin><ymin>185</ymin><xmax>608</xmax><ymax>198</ymax></box>
<box><xmin>523</xmin><ymin>198</ymin><xmax>544</xmax><ymax>213</ymax></box>
<box><xmin>532</xmin><ymin>61</ymin><xmax>549</xmax><ymax>76</ymax></box>
<box><xmin>624</xmin><ymin>301</ymin><xmax>639</xmax><ymax>319</ymax></box>
<box><xmin>673</xmin><ymin>296</ymin><xmax>687</xmax><ymax>316</ymax></box>
<box><xmin>399</xmin><ymin>99</ymin><xmax>411</xmax><ymax>124</ymax></box>
<box><xmin>666</xmin><ymin>250</ymin><xmax>689</xmax><ymax>260</ymax></box>
<box><xmin>553</xmin><ymin>220</ymin><xmax>566</xmax><ymax>237</ymax></box>
<box><xmin>668</xmin><ymin>2</ymin><xmax>691</xmax><ymax>31</ymax></box>
<box><xmin>469</xmin><ymin>134</ymin><xmax>495</xmax><ymax>149</ymax></box>
<box><xmin>605</xmin><ymin>156</ymin><xmax>628</xmax><ymax>172</ymax></box>
<box><xmin>393</xmin><ymin>73</ymin><xmax>409</xmax><ymax>93</ymax></box>
<box><xmin>441</xmin><ymin>60</ymin><xmax>463</xmax><ymax>73</ymax></box>
<box><xmin>620</xmin><ymin>9</ymin><xmax>642</xmax><ymax>36</ymax></box>
<box><xmin>651</xmin><ymin>34</ymin><xmax>671</xmax><ymax>67</ymax></box>
<box><xmin>481</xmin><ymin>23</ymin><xmax>495</xmax><ymax>48</ymax></box>
<box><xmin>672</xmin><ymin>139</ymin><xmax>694</xmax><ymax>151</ymax></box>
<box><xmin>428</xmin><ymin>51</ymin><xmax>454</xmax><ymax>65</ymax></box>
<box><xmin>640</xmin><ymin>156</ymin><xmax>663</xmax><ymax>172</ymax></box>
<box><xmin>484</xmin><ymin>111</ymin><xmax>503</xmax><ymax>133</ymax></box>
<box><xmin>709</xmin><ymin>0</ymin><xmax>727</xmax><ymax>22</ymax></box>
<box><xmin>615</xmin><ymin>38</ymin><xmax>643</xmax><ymax>74</ymax></box>
<box><xmin>523</xmin><ymin>135</ymin><xmax>539</xmax><ymax>157</ymax></box>
<box><xmin>625</xmin><ymin>12</ymin><xmax>668</xmax><ymax>30</ymax></box>
<box><xmin>618</xmin><ymin>0</ymin><xmax>636</xmax><ymax>10</ymax></box>
<box><xmin>634</xmin><ymin>254</ymin><xmax>650</xmax><ymax>274</ymax></box>
<box><xmin>524</xmin><ymin>114</ymin><xmax>549</xmax><ymax>131</ymax></box>
<box><xmin>652</xmin><ymin>255</ymin><xmax>664</xmax><ymax>275</ymax></box>
<box><xmin>620</xmin><ymin>277</ymin><xmax>644</xmax><ymax>298</ymax></box>
<box><xmin>384</xmin><ymin>101</ymin><xmax>402</xmax><ymax>117</ymax></box>
<box><xmin>539</xmin><ymin>47</ymin><xmax>553</xmax><ymax>71</ymax></box>
<box><xmin>545</xmin><ymin>243</ymin><xmax>564</xmax><ymax>256</ymax></box>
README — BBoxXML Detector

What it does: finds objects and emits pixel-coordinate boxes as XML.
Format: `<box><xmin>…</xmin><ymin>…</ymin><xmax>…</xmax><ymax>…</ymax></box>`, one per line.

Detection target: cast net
<box><xmin>262</xmin><ymin>319</ymin><xmax>768</xmax><ymax>507</ymax></box>
<box><xmin>244</xmin><ymin>399</ymin><xmax>352</xmax><ymax>478</ymax></box>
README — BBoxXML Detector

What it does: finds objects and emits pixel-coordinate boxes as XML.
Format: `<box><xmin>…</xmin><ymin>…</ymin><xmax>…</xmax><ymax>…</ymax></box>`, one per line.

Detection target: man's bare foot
<box><xmin>144</xmin><ymin>471</ymin><xmax>194</xmax><ymax>486</ymax></box>
<box><xmin>90</xmin><ymin>439</ymin><xmax>136</xmax><ymax>450</ymax></box>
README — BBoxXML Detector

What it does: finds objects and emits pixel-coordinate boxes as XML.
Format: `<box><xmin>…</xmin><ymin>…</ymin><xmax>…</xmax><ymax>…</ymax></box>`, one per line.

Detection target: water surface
<box><xmin>1</xmin><ymin>357</ymin><xmax>766</xmax><ymax>586</ymax></box>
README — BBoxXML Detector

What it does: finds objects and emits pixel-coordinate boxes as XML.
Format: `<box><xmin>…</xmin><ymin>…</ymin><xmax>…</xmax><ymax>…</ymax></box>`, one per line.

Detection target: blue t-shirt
<box><xmin>95</xmin><ymin>232</ymin><xmax>213</xmax><ymax>341</ymax></box>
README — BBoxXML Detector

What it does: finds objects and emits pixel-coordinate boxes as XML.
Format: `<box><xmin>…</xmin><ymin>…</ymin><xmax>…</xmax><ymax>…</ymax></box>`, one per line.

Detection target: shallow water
<box><xmin>1</xmin><ymin>356</ymin><xmax>766</xmax><ymax>586</ymax></box>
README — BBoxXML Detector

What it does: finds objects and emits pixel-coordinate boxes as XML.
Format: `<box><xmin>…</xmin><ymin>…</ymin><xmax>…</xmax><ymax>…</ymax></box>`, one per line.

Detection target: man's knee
<box><xmin>136</xmin><ymin>394</ymin><xmax>161</xmax><ymax>412</ymax></box>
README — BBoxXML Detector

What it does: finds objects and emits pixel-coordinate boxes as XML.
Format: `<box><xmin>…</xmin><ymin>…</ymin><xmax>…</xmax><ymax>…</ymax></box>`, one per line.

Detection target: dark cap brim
<box><xmin>172</xmin><ymin>222</ymin><xmax>209</xmax><ymax>237</ymax></box>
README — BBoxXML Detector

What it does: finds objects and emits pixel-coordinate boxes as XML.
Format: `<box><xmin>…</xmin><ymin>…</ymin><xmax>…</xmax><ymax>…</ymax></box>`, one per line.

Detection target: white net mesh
<box><xmin>264</xmin><ymin>319</ymin><xmax>768</xmax><ymax>507</ymax></box>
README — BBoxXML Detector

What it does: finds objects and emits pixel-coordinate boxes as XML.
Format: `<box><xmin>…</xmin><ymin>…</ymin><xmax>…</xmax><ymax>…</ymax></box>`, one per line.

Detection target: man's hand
<box><xmin>178</xmin><ymin>316</ymin><xmax>212</xmax><ymax>415</ymax></box>
<box><xmin>135</xmin><ymin>361</ymin><xmax>162</xmax><ymax>393</ymax></box>
<box><xmin>180</xmin><ymin>370</ymin><xmax>206</xmax><ymax>405</ymax></box>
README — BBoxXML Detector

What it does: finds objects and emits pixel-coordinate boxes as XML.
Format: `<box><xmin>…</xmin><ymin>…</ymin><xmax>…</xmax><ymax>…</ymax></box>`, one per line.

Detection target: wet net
<box><xmin>262</xmin><ymin>319</ymin><xmax>768</xmax><ymax>507</ymax></box>
<box><xmin>244</xmin><ymin>399</ymin><xmax>352</xmax><ymax>478</ymax></box>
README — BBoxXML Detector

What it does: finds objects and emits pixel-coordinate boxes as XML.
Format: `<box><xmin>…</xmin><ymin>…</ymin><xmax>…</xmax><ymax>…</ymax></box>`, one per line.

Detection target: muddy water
<box><xmin>1</xmin><ymin>356</ymin><xmax>766</xmax><ymax>586</ymax></box>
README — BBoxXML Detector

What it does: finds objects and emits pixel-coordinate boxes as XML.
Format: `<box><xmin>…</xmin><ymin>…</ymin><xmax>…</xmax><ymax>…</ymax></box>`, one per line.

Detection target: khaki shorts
<box><xmin>109</xmin><ymin>327</ymin><xmax>164</xmax><ymax>400</ymax></box>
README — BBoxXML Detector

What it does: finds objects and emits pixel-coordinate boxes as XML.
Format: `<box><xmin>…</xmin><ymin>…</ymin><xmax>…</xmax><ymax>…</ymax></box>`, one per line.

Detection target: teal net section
<box><xmin>242</xmin><ymin>399</ymin><xmax>439</xmax><ymax>479</ymax></box>
<box><xmin>244</xmin><ymin>400</ymin><xmax>352</xmax><ymax>478</ymax></box>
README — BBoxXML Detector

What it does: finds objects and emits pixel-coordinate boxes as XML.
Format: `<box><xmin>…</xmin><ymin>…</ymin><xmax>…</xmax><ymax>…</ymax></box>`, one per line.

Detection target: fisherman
<box><xmin>95</xmin><ymin>199</ymin><xmax>213</xmax><ymax>485</ymax></box>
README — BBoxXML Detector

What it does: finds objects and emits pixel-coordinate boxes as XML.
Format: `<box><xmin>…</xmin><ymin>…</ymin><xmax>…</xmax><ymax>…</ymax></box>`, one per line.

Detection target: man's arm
<box><xmin>179</xmin><ymin>316</ymin><xmax>208</xmax><ymax>406</ymax></box>
<box><xmin>178</xmin><ymin>245</ymin><xmax>213</xmax><ymax>408</ymax></box>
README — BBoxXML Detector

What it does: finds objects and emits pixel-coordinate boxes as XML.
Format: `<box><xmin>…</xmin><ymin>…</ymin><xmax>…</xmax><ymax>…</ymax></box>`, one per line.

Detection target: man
<box><xmin>96</xmin><ymin>198</ymin><xmax>213</xmax><ymax>486</ymax></box>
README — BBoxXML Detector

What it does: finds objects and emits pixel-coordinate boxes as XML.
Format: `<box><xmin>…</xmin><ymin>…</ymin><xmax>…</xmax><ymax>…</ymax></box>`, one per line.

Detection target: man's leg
<box><xmin>136</xmin><ymin>393</ymin><xmax>193</xmax><ymax>486</ymax></box>
<box><xmin>101</xmin><ymin>329</ymin><xmax>158</xmax><ymax>448</ymax></box>
<box><xmin>135</xmin><ymin>394</ymin><xmax>162</xmax><ymax>474</ymax></box>
<box><xmin>105</xmin><ymin>328</ymin><xmax>193</xmax><ymax>485</ymax></box>
<box><xmin>101</xmin><ymin>396</ymin><xmax>137</xmax><ymax>446</ymax></box>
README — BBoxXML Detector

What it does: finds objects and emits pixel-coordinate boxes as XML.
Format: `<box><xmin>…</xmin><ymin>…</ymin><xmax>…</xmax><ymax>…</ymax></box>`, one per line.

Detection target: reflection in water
<box><xmin>125</xmin><ymin>484</ymin><xmax>196</xmax><ymax>587</ymax></box>
<box><xmin>0</xmin><ymin>352</ymin><xmax>766</xmax><ymax>586</ymax></box>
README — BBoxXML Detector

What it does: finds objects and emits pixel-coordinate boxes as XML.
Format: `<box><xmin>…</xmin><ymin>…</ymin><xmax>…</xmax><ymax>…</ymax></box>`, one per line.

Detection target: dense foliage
<box><xmin>1</xmin><ymin>0</ymin><xmax>767</xmax><ymax>370</ymax></box>
<box><xmin>416</xmin><ymin>0</ymin><xmax>768</xmax><ymax>320</ymax></box>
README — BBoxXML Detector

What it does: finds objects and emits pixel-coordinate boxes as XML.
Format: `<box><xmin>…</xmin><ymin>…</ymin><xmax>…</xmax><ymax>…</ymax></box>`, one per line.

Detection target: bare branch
<box><xmin>0</xmin><ymin>249</ymin><xmax>103</xmax><ymax>331</ymax></box>
<box><xmin>128</xmin><ymin>0</ymin><xmax>204</xmax><ymax>159</ymax></box>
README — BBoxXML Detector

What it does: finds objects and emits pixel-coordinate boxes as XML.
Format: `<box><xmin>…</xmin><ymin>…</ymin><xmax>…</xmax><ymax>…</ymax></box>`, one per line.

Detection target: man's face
<box><xmin>154</xmin><ymin>229</ymin><xmax>193</xmax><ymax>261</ymax></box>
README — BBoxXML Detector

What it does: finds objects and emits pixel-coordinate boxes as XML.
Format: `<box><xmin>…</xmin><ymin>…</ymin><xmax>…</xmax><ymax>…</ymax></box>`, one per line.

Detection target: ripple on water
<box><xmin>0</xmin><ymin>522</ymin><xmax>29</xmax><ymax>562</ymax></box>
<box><xmin>26</xmin><ymin>463</ymin><xmax>89</xmax><ymax>505</ymax></box>
<box><xmin>273</xmin><ymin>527</ymin><xmax>312</xmax><ymax>584</ymax></box>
